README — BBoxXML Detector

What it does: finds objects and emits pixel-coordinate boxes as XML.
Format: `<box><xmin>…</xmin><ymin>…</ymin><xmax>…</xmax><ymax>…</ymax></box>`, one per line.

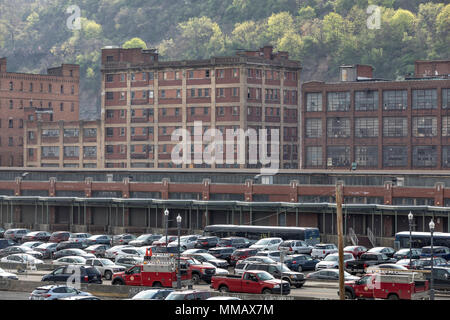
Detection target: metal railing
<box><xmin>347</xmin><ymin>227</ymin><xmax>358</xmax><ymax>246</ymax></box>
<box><xmin>367</xmin><ymin>227</ymin><xmax>376</xmax><ymax>247</ymax></box>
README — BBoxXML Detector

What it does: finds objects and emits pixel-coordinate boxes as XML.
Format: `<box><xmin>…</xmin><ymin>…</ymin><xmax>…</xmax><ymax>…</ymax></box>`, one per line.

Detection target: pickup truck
<box><xmin>346</xmin><ymin>253</ymin><xmax>395</xmax><ymax>275</ymax></box>
<box><xmin>342</xmin><ymin>273</ymin><xmax>429</xmax><ymax>300</ymax></box>
<box><xmin>211</xmin><ymin>270</ymin><xmax>290</xmax><ymax>295</ymax></box>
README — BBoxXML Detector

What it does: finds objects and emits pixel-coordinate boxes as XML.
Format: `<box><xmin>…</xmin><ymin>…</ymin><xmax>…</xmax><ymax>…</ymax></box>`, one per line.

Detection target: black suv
<box><xmin>244</xmin><ymin>262</ymin><xmax>305</xmax><ymax>288</ymax></box>
<box><xmin>41</xmin><ymin>265</ymin><xmax>102</xmax><ymax>284</ymax></box>
<box><xmin>56</xmin><ymin>241</ymin><xmax>86</xmax><ymax>251</ymax></box>
<box><xmin>194</xmin><ymin>236</ymin><xmax>219</xmax><ymax>249</ymax></box>
<box><xmin>0</xmin><ymin>239</ymin><xmax>16</xmax><ymax>249</ymax></box>
<box><xmin>208</xmin><ymin>247</ymin><xmax>236</xmax><ymax>264</ymax></box>
<box><xmin>217</xmin><ymin>237</ymin><xmax>248</xmax><ymax>249</ymax></box>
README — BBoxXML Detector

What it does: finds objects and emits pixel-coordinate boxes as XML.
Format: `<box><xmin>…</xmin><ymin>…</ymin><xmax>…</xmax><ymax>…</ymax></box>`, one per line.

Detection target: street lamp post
<box><xmin>164</xmin><ymin>209</ymin><xmax>169</xmax><ymax>250</ymax></box>
<box><xmin>429</xmin><ymin>219</ymin><xmax>435</xmax><ymax>300</ymax></box>
<box><xmin>408</xmin><ymin>212</ymin><xmax>413</xmax><ymax>269</ymax></box>
<box><xmin>176</xmin><ymin>214</ymin><xmax>182</xmax><ymax>290</ymax></box>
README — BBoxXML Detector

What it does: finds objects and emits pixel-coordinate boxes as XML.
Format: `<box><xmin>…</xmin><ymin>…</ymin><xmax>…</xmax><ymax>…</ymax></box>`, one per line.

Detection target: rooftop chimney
<box><xmin>340</xmin><ymin>65</ymin><xmax>373</xmax><ymax>82</ymax></box>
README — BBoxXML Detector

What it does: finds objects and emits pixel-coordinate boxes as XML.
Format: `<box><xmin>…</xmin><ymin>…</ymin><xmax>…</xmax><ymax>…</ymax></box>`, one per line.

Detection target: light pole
<box><xmin>408</xmin><ymin>212</ymin><xmax>413</xmax><ymax>269</ymax></box>
<box><xmin>164</xmin><ymin>209</ymin><xmax>169</xmax><ymax>250</ymax></box>
<box><xmin>176</xmin><ymin>214</ymin><xmax>182</xmax><ymax>290</ymax></box>
<box><xmin>429</xmin><ymin>219</ymin><xmax>435</xmax><ymax>300</ymax></box>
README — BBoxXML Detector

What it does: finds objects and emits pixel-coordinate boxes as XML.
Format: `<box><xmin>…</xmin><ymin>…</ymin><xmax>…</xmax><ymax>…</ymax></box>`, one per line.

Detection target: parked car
<box><xmin>346</xmin><ymin>252</ymin><xmax>396</xmax><ymax>274</ymax></box>
<box><xmin>41</xmin><ymin>265</ymin><xmax>102</xmax><ymax>284</ymax></box>
<box><xmin>0</xmin><ymin>227</ymin><xmax>5</xmax><ymax>238</ymax></box>
<box><xmin>34</xmin><ymin>242</ymin><xmax>58</xmax><ymax>259</ymax></box>
<box><xmin>4</xmin><ymin>228</ymin><xmax>30</xmax><ymax>243</ymax></box>
<box><xmin>104</xmin><ymin>245</ymin><xmax>133</xmax><ymax>259</ymax></box>
<box><xmin>420</xmin><ymin>246</ymin><xmax>450</xmax><ymax>260</ymax></box>
<box><xmin>129</xmin><ymin>234</ymin><xmax>162</xmax><ymax>247</ymax></box>
<box><xmin>208</xmin><ymin>247</ymin><xmax>236</xmax><ymax>264</ymax></box>
<box><xmin>21</xmin><ymin>241</ymin><xmax>44</xmax><ymax>250</ymax></box>
<box><xmin>315</xmin><ymin>252</ymin><xmax>355</xmax><ymax>271</ymax></box>
<box><xmin>131</xmin><ymin>289</ymin><xmax>174</xmax><ymax>300</ymax></box>
<box><xmin>396</xmin><ymin>259</ymin><xmax>422</xmax><ymax>269</ymax></box>
<box><xmin>52</xmin><ymin>249</ymin><xmax>95</xmax><ymax>260</ymax></box>
<box><xmin>29</xmin><ymin>285</ymin><xmax>93</xmax><ymax>300</ymax></box>
<box><xmin>365</xmin><ymin>263</ymin><xmax>409</xmax><ymax>273</ymax></box>
<box><xmin>183</xmin><ymin>252</ymin><xmax>228</xmax><ymax>268</ymax></box>
<box><xmin>52</xmin><ymin>256</ymin><xmax>87</xmax><ymax>266</ymax></box>
<box><xmin>168</xmin><ymin>235</ymin><xmax>201</xmax><ymax>250</ymax></box>
<box><xmin>182</xmin><ymin>248</ymin><xmax>208</xmax><ymax>255</ymax></box>
<box><xmin>367</xmin><ymin>247</ymin><xmax>396</xmax><ymax>258</ymax></box>
<box><xmin>152</xmin><ymin>235</ymin><xmax>179</xmax><ymax>247</ymax></box>
<box><xmin>111</xmin><ymin>247</ymin><xmax>143</xmax><ymax>261</ymax></box>
<box><xmin>22</xmin><ymin>231</ymin><xmax>51</xmax><ymax>243</ymax></box>
<box><xmin>240</xmin><ymin>256</ymin><xmax>277</xmax><ymax>265</ymax></box>
<box><xmin>112</xmin><ymin>234</ymin><xmax>137</xmax><ymax>246</ymax></box>
<box><xmin>165</xmin><ymin>290</ymin><xmax>212</xmax><ymax>300</ymax></box>
<box><xmin>68</xmin><ymin>233</ymin><xmax>92</xmax><ymax>244</ymax></box>
<box><xmin>424</xmin><ymin>266</ymin><xmax>450</xmax><ymax>290</ymax></box>
<box><xmin>393</xmin><ymin>248</ymin><xmax>422</xmax><ymax>261</ymax></box>
<box><xmin>59</xmin><ymin>295</ymin><xmax>101</xmax><ymax>300</ymax></box>
<box><xmin>206</xmin><ymin>296</ymin><xmax>241</xmax><ymax>300</ymax></box>
<box><xmin>85</xmin><ymin>258</ymin><xmax>126</xmax><ymax>280</ymax></box>
<box><xmin>84</xmin><ymin>244</ymin><xmax>110</xmax><ymax>258</ymax></box>
<box><xmin>217</xmin><ymin>237</ymin><xmax>248</xmax><ymax>249</ymax></box>
<box><xmin>0</xmin><ymin>253</ymin><xmax>44</xmax><ymax>265</ymax></box>
<box><xmin>0</xmin><ymin>267</ymin><xmax>18</xmax><ymax>280</ymax></box>
<box><xmin>283</xmin><ymin>254</ymin><xmax>319</xmax><ymax>272</ymax></box>
<box><xmin>85</xmin><ymin>234</ymin><xmax>111</xmax><ymax>246</ymax></box>
<box><xmin>242</xmin><ymin>262</ymin><xmax>306</xmax><ymax>288</ymax></box>
<box><xmin>416</xmin><ymin>257</ymin><xmax>449</xmax><ymax>269</ymax></box>
<box><xmin>311</xmin><ymin>243</ymin><xmax>338</xmax><ymax>259</ymax></box>
<box><xmin>0</xmin><ymin>239</ymin><xmax>16</xmax><ymax>250</ymax></box>
<box><xmin>250</xmin><ymin>238</ymin><xmax>283</xmax><ymax>251</ymax></box>
<box><xmin>115</xmin><ymin>256</ymin><xmax>144</xmax><ymax>269</ymax></box>
<box><xmin>344</xmin><ymin>246</ymin><xmax>368</xmax><ymax>259</ymax></box>
<box><xmin>56</xmin><ymin>241</ymin><xmax>86</xmax><ymax>251</ymax></box>
<box><xmin>254</xmin><ymin>250</ymin><xmax>286</xmax><ymax>262</ymax></box>
<box><xmin>178</xmin><ymin>256</ymin><xmax>217</xmax><ymax>284</ymax></box>
<box><xmin>49</xmin><ymin>231</ymin><xmax>72</xmax><ymax>243</ymax></box>
<box><xmin>230</xmin><ymin>248</ymin><xmax>258</xmax><ymax>266</ymax></box>
<box><xmin>279</xmin><ymin>240</ymin><xmax>313</xmax><ymax>254</ymax></box>
<box><xmin>194</xmin><ymin>236</ymin><xmax>220</xmax><ymax>249</ymax></box>
<box><xmin>306</xmin><ymin>269</ymin><xmax>360</xmax><ymax>281</ymax></box>
<box><xmin>0</xmin><ymin>245</ymin><xmax>43</xmax><ymax>259</ymax></box>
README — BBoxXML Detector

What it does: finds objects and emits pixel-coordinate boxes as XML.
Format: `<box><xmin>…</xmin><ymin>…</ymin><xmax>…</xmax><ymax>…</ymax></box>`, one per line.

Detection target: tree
<box><xmin>122</xmin><ymin>37</ymin><xmax>147</xmax><ymax>49</ymax></box>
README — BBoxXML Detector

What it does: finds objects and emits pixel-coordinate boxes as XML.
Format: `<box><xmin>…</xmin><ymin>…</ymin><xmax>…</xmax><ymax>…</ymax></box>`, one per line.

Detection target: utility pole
<box><xmin>336</xmin><ymin>181</ymin><xmax>345</xmax><ymax>300</ymax></box>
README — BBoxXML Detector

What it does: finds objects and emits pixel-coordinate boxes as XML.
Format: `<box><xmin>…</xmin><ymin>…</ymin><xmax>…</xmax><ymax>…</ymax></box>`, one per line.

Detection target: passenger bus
<box><xmin>394</xmin><ymin>231</ymin><xmax>450</xmax><ymax>250</ymax></box>
<box><xmin>203</xmin><ymin>225</ymin><xmax>320</xmax><ymax>246</ymax></box>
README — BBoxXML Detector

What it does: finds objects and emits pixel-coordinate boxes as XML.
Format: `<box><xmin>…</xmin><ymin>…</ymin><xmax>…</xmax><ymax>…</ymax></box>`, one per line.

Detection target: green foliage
<box><xmin>123</xmin><ymin>37</ymin><xmax>147</xmax><ymax>49</ymax></box>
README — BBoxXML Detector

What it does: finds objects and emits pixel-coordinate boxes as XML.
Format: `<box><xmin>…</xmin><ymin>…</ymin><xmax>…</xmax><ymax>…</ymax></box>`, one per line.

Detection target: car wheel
<box><xmin>262</xmin><ymin>288</ymin><xmax>272</xmax><ymax>295</ymax></box>
<box><xmin>152</xmin><ymin>282</ymin><xmax>162</xmax><ymax>288</ymax></box>
<box><xmin>387</xmin><ymin>294</ymin><xmax>399</xmax><ymax>300</ymax></box>
<box><xmin>112</xmin><ymin>278</ymin><xmax>124</xmax><ymax>285</ymax></box>
<box><xmin>191</xmin><ymin>273</ymin><xmax>201</xmax><ymax>284</ymax></box>
<box><xmin>219</xmin><ymin>285</ymin><xmax>229</xmax><ymax>293</ymax></box>
<box><xmin>295</xmin><ymin>284</ymin><xmax>303</xmax><ymax>289</ymax></box>
<box><xmin>104</xmin><ymin>271</ymin><xmax>112</xmax><ymax>280</ymax></box>
<box><xmin>344</xmin><ymin>291</ymin><xmax>353</xmax><ymax>300</ymax></box>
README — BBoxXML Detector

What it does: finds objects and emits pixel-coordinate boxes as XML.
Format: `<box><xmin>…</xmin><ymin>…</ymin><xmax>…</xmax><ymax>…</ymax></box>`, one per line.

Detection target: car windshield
<box><xmin>133</xmin><ymin>290</ymin><xmax>157</xmax><ymax>299</ymax></box>
<box><xmin>0</xmin><ymin>268</ymin><xmax>5</xmax><ymax>273</ymax></box>
<box><xmin>255</xmin><ymin>239</ymin><xmax>271</xmax><ymax>245</ymax></box>
<box><xmin>136</xmin><ymin>235</ymin><xmax>150</xmax><ymax>240</ymax></box>
<box><xmin>280</xmin><ymin>265</ymin><xmax>291</xmax><ymax>272</ymax></box>
<box><xmin>257</xmin><ymin>272</ymin><xmax>274</xmax><ymax>281</ymax></box>
<box><xmin>315</xmin><ymin>245</ymin><xmax>327</xmax><ymax>249</ymax></box>
<box><xmin>100</xmin><ymin>259</ymin><xmax>114</xmax><ymax>265</ymax></box>
<box><xmin>200</xmin><ymin>254</ymin><xmax>216</xmax><ymax>260</ymax></box>
<box><xmin>323</xmin><ymin>255</ymin><xmax>338</xmax><ymax>261</ymax></box>
<box><xmin>165</xmin><ymin>293</ymin><xmax>186</xmax><ymax>300</ymax></box>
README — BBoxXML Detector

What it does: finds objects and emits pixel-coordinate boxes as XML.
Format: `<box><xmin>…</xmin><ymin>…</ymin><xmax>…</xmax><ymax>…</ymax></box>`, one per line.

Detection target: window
<box><xmin>148</xmin><ymin>72</ymin><xmax>154</xmax><ymax>80</ymax></box>
<box><xmin>64</xmin><ymin>146</ymin><xmax>79</xmax><ymax>157</ymax></box>
<box><xmin>63</xmin><ymin>129</ymin><xmax>79</xmax><ymax>137</ymax></box>
<box><xmin>8</xmin><ymin>119</ymin><xmax>13</xmax><ymax>128</ymax></box>
<box><xmin>327</xmin><ymin>92</ymin><xmax>350</xmax><ymax>111</ymax></box>
<box><xmin>327</xmin><ymin>146</ymin><xmax>350</xmax><ymax>167</ymax></box>
<box><xmin>355</xmin><ymin>118</ymin><xmax>378</xmax><ymax>137</ymax></box>
<box><xmin>9</xmin><ymin>100</ymin><xmax>13</xmax><ymax>109</ymax></box>
<box><xmin>306</xmin><ymin>119</ymin><xmax>322</xmax><ymax>138</ymax></box>
<box><xmin>19</xmin><ymin>119</ymin><xmax>23</xmax><ymax>128</ymax></box>
<box><xmin>120</xmin><ymin>92</ymin><xmax>125</xmax><ymax>100</ymax></box>
<box><xmin>131</xmin><ymin>91</ymin><xmax>135</xmax><ymax>100</ymax></box>
<box><xmin>204</xmin><ymin>88</ymin><xmax>209</xmax><ymax>97</ymax></box>
<box><xmin>205</xmin><ymin>70</ymin><xmax>210</xmax><ymax>78</ymax></box>
<box><xmin>204</xmin><ymin>107</ymin><xmax>209</xmax><ymax>115</ymax></box>
<box><xmin>149</xmin><ymin>90</ymin><xmax>154</xmax><ymax>99</ymax></box>
<box><xmin>306</xmin><ymin>147</ymin><xmax>322</xmax><ymax>166</ymax></box>
<box><xmin>176</xmin><ymin>89</ymin><xmax>181</xmax><ymax>98</ymax></box>
<box><xmin>175</xmin><ymin>108</ymin><xmax>180</xmax><ymax>116</ymax></box>
<box><xmin>355</xmin><ymin>90</ymin><xmax>378</xmax><ymax>111</ymax></box>
<box><xmin>120</xmin><ymin>74</ymin><xmax>126</xmax><ymax>82</ymax></box>
<box><xmin>8</xmin><ymin>137</ymin><xmax>13</xmax><ymax>146</ymax></box>
<box><xmin>233</xmin><ymin>68</ymin><xmax>238</xmax><ymax>77</ymax></box>
<box><xmin>443</xmin><ymin>89</ymin><xmax>450</xmax><ymax>109</ymax></box>
<box><xmin>189</xmin><ymin>71</ymin><xmax>194</xmax><ymax>79</ymax></box>
<box><xmin>217</xmin><ymin>69</ymin><xmax>224</xmax><ymax>78</ymax></box>
<box><xmin>120</xmin><ymin>110</ymin><xmax>126</xmax><ymax>118</ymax></box>
<box><xmin>29</xmin><ymin>83</ymin><xmax>33</xmax><ymax>92</ymax></box>
<box><xmin>60</xmin><ymin>103</ymin><xmax>64</xmax><ymax>111</ymax></box>
<box><xmin>442</xmin><ymin>146</ymin><xmax>450</xmax><ymax>168</ymax></box>
<box><xmin>120</xmin><ymin>128</ymin><xmax>125</xmax><ymax>136</ymax></box>
<box><xmin>142</xmin><ymin>72</ymin><xmax>147</xmax><ymax>81</ymax></box>
<box><xmin>412</xmin><ymin>89</ymin><xmax>437</xmax><ymax>109</ymax></box>
<box><xmin>9</xmin><ymin>81</ymin><xmax>13</xmax><ymax>91</ymax></box>
<box><xmin>327</xmin><ymin>118</ymin><xmax>350</xmax><ymax>138</ymax></box>
<box><xmin>131</xmin><ymin>73</ymin><xmax>135</xmax><ymax>81</ymax></box>
<box><xmin>232</xmin><ymin>88</ymin><xmax>239</xmax><ymax>97</ymax></box>
<box><xmin>71</xmin><ymin>85</ymin><xmax>75</xmax><ymax>94</ymax></box>
<box><xmin>383</xmin><ymin>146</ymin><xmax>408</xmax><ymax>167</ymax></box>
<box><xmin>60</xmin><ymin>85</ymin><xmax>64</xmax><ymax>94</ymax></box>
<box><xmin>48</xmin><ymin>84</ymin><xmax>52</xmax><ymax>93</ymax></box>
<box><xmin>306</xmin><ymin>93</ymin><xmax>322</xmax><ymax>111</ymax></box>
<box><xmin>383</xmin><ymin>117</ymin><xmax>407</xmax><ymax>137</ymax></box>
<box><xmin>106</xmin><ymin>74</ymin><xmax>114</xmax><ymax>82</ymax></box>
<box><xmin>162</xmin><ymin>108</ymin><xmax>167</xmax><ymax>116</ymax></box>
<box><xmin>412</xmin><ymin>117</ymin><xmax>437</xmax><ymax>137</ymax></box>
<box><xmin>355</xmin><ymin>146</ymin><xmax>378</xmax><ymax>167</ymax></box>
<box><xmin>106</xmin><ymin>55</ymin><xmax>114</xmax><ymax>62</ymax></box>
<box><xmin>218</xmin><ymin>88</ymin><xmax>224</xmax><ymax>97</ymax></box>
<box><xmin>160</xmin><ymin>90</ymin><xmax>165</xmax><ymax>98</ymax></box>
<box><xmin>106</xmin><ymin>145</ymin><xmax>113</xmax><ymax>153</ymax></box>
<box><xmin>106</xmin><ymin>128</ymin><xmax>114</xmax><ymax>137</ymax></box>
<box><xmin>41</xmin><ymin>146</ymin><xmax>59</xmax><ymax>157</ymax></box>
<box><xmin>106</xmin><ymin>110</ymin><xmax>114</xmax><ymax>118</ymax></box>
<box><xmin>42</xmin><ymin>129</ymin><xmax>59</xmax><ymax>137</ymax></box>
<box><xmin>218</xmin><ymin>107</ymin><xmax>224</xmax><ymax>116</ymax></box>
<box><xmin>383</xmin><ymin>90</ymin><xmax>407</xmax><ymax>110</ymax></box>
<box><xmin>83</xmin><ymin>128</ymin><xmax>97</xmax><ymax>137</ymax></box>
<box><xmin>413</xmin><ymin>146</ymin><xmax>437</xmax><ymax>167</ymax></box>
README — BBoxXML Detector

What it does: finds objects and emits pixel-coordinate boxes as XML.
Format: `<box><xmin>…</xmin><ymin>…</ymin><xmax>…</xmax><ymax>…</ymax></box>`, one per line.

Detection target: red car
<box><xmin>344</xmin><ymin>245</ymin><xmax>367</xmax><ymax>259</ymax></box>
<box><xmin>230</xmin><ymin>248</ymin><xmax>258</xmax><ymax>266</ymax></box>
<box><xmin>49</xmin><ymin>231</ymin><xmax>72</xmax><ymax>243</ymax></box>
<box><xmin>152</xmin><ymin>236</ymin><xmax>178</xmax><ymax>247</ymax></box>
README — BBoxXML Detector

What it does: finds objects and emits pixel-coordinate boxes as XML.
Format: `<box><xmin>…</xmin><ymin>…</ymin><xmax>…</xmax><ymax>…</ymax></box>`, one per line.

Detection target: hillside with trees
<box><xmin>0</xmin><ymin>0</ymin><xmax>448</xmax><ymax>119</ymax></box>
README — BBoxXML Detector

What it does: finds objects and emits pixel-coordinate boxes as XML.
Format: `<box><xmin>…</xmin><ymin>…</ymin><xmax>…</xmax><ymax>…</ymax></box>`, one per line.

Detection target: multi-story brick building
<box><xmin>0</xmin><ymin>58</ymin><xmax>79</xmax><ymax>167</ymax></box>
<box><xmin>100</xmin><ymin>46</ymin><xmax>301</xmax><ymax>169</ymax></box>
<box><xmin>302</xmin><ymin>61</ymin><xmax>450</xmax><ymax>170</ymax></box>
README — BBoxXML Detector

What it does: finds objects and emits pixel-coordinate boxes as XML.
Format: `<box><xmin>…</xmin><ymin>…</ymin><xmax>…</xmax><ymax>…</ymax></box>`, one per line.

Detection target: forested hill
<box><xmin>0</xmin><ymin>0</ymin><xmax>448</xmax><ymax>119</ymax></box>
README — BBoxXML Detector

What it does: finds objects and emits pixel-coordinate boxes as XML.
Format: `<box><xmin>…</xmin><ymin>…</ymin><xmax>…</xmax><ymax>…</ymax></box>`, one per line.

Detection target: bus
<box><xmin>394</xmin><ymin>231</ymin><xmax>450</xmax><ymax>250</ymax></box>
<box><xmin>203</xmin><ymin>225</ymin><xmax>320</xmax><ymax>246</ymax></box>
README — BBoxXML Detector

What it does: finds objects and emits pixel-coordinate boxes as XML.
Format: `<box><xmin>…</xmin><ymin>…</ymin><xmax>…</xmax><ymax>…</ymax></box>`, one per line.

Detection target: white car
<box><xmin>52</xmin><ymin>256</ymin><xmax>87</xmax><ymax>266</ymax></box>
<box><xmin>29</xmin><ymin>285</ymin><xmax>92</xmax><ymax>300</ymax></box>
<box><xmin>249</xmin><ymin>238</ymin><xmax>283</xmax><ymax>251</ymax></box>
<box><xmin>0</xmin><ymin>267</ymin><xmax>18</xmax><ymax>280</ymax></box>
<box><xmin>113</xmin><ymin>247</ymin><xmax>144</xmax><ymax>261</ymax></box>
<box><xmin>104</xmin><ymin>245</ymin><xmax>134</xmax><ymax>259</ymax></box>
<box><xmin>168</xmin><ymin>235</ymin><xmax>201</xmax><ymax>250</ymax></box>
<box><xmin>315</xmin><ymin>253</ymin><xmax>355</xmax><ymax>270</ymax></box>
<box><xmin>254</xmin><ymin>250</ymin><xmax>284</xmax><ymax>262</ymax></box>
<box><xmin>68</xmin><ymin>233</ymin><xmax>92</xmax><ymax>244</ymax></box>
<box><xmin>21</xmin><ymin>241</ymin><xmax>44</xmax><ymax>250</ymax></box>
<box><xmin>1</xmin><ymin>253</ymin><xmax>44</xmax><ymax>265</ymax></box>
<box><xmin>311</xmin><ymin>244</ymin><xmax>338</xmax><ymax>259</ymax></box>
<box><xmin>85</xmin><ymin>258</ymin><xmax>126</xmax><ymax>280</ymax></box>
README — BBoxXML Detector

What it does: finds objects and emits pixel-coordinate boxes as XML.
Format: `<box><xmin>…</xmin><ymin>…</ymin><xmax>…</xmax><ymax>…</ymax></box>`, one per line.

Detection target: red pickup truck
<box><xmin>211</xmin><ymin>270</ymin><xmax>290</xmax><ymax>295</ymax></box>
<box><xmin>342</xmin><ymin>272</ymin><xmax>429</xmax><ymax>300</ymax></box>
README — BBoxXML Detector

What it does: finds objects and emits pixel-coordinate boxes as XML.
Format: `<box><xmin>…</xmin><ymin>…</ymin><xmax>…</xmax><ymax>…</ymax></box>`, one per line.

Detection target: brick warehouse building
<box><xmin>100</xmin><ymin>46</ymin><xmax>301</xmax><ymax>169</ymax></box>
<box><xmin>302</xmin><ymin>61</ymin><xmax>450</xmax><ymax>170</ymax></box>
<box><xmin>1</xmin><ymin>168</ymin><xmax>450</xmax><ymax>247</ymax></box>
<box><xmin>0</xmin><ymin>58</ymin><xmax>80</xmax><ymax>167</ymax></box>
